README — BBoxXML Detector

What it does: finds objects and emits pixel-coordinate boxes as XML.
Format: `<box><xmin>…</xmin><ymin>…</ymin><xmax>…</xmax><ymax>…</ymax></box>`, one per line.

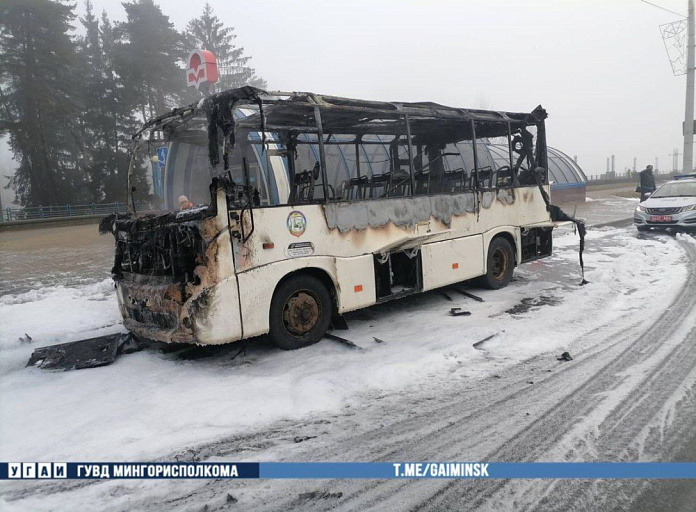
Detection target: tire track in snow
<box><xmin>419</xmin><ymin>238</ymin><xmax>696</xmax><ymax>512</ymax></box>
<box><xmin>121</xmin><ymin>235</ymin><xmax>696</xmax><ymax>512</ymax></box>
<box><xmin>3</xmin><ymin>235</ymin><xmax>694</xmax><ymax>512</ymax></box>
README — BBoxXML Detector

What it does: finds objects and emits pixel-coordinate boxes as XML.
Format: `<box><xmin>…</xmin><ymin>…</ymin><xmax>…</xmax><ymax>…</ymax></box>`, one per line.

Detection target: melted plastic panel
<box><xmin>324</xmin><ymin>189</ymin><xmax>517</xmax><ymax>232</ymax></box>
<box><xmin>480</xmin><ymin>189</ymin><xmax>516</xmax><ymax>208</ymax></box>
<box><xmin>26</xmin><ymin>334</ymin><xmax>123</xmax><ymax>371</ymax></box>
<box><xmin>324</xmin><ymin>193</ymin><xmax>478</xmax><ymax>232</ymax></box>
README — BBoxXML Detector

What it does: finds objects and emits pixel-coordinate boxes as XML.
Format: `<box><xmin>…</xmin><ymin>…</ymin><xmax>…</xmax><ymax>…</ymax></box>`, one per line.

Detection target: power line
<box><xmin>641</xmin><ymin>0</ymin><xmax>687</xmax><ymax>18</ymax></box>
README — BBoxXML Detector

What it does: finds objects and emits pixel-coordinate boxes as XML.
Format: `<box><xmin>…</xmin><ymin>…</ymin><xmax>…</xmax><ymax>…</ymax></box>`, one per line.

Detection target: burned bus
<box><xmin>105</xmin><ymin>86</ymin><xmax>560</xmax><ymax>350</ymax></box>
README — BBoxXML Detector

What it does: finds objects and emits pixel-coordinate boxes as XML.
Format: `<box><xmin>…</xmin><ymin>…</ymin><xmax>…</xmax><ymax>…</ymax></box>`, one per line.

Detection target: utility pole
<box><xmin>685</xmin><ymin>0</ymin><xmax>695</xmax><ymax>172</ymax></box>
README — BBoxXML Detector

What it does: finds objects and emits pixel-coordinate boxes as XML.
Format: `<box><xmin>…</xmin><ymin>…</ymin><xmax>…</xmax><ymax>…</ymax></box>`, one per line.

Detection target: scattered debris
<box><xmin>173</xmin><ymin>448</ymin><xmax>202</xmax><ymax>463</ymax></box>
<box><xmin>176</xmin><ymin>346</ymin><xmax>220</xmax><ymax>360</ymax></box>
<box><xmin>535</xmin><ymin>181</ymin><xmax>588</xmax><ymax>286</ymax></box>
<box><xmin>155</xmin><ymin>342</ymin><xmax>191</xmax><ymax>354</ymax></box>
<box><xmin>506</xmin><ymin>295</ymin><xmax>562</xmax><ymax>315</ymax></box>
<box><xmin>226</xmin><ymin>494</ymin><xmax>238</xmax><ymax>504</ymax></box>
<box><xmin>454</xmin><ymin>288</ymin><xmax>485</xmax><ymax>302</ymax></box>
<box><xmin>373</xmin><ymin>337</ymin><xmax>385</xmax><ymax>344</ymax></box>
<box><xmin>330</xmin><ymin>315</ymin><xmax>349</xmax><ymax>330</ymax></box>
<box><xmin>19</xmin><ymin>333</ymin><xmax>33</xmax><ymax>344</ymax></box>
<box><xmin>298</xmin><ymin>491</ymin><xmax>344</xmax><ymax>501</ymax></box>
<box><xmin>440</xmin><ymin>291</ymin><xmax>453</xmax><ymax>302</ymax></box>
<box><xmin>449</xmin><ymin>307</ymin><xmax>471</xmax><ymax>317</ymax></box>
<box><xmin>557</xmin><ymin>351</ymin><xmax>573</xmax><ymax>362</ymax></box>
<box><xmin>117</xmin><ymin>334</ymin><xmax>142</xmax><ymax>354</ymax></box>
<box><xmin>26</xmin><ymin>333</ymin><xmax>136</xmax><ymax>371</ymax></box>
<box><xmin>473</xmin><ymin>333</ymin><xmax>497</xmax><ymax>350</ymax></box>
<box><xmin>325</xmin><ymin>333</ymin><xmax>361</xmax><ymax>349</ymax></box>
<box><xmin>229</xmin><ymin>345</ymin><xmax>247</xmax><ymax>362</ymax></box>
<box><xmin>293</xmin><ymin>435</ymin><xmax>317</xmax><ymax>443</ymax></box>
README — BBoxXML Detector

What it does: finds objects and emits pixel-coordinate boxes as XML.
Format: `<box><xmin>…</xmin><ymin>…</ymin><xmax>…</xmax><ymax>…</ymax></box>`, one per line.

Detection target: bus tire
<box><xmin>268</xmin><ymin>274</ymin><xmax>332</xmax><ymax>350</ymax></box>
<box><xmin>480</xmin><ymin>237</ymin><xmax>515</xmax><ymax>290</ymax></box>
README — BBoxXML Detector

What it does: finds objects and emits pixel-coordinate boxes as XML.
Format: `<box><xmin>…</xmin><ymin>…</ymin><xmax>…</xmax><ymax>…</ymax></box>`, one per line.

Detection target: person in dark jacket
<box><xmin>637</xmin><ymin>165</ymin><xmax>656</xmax><ymax>201</ymax></box>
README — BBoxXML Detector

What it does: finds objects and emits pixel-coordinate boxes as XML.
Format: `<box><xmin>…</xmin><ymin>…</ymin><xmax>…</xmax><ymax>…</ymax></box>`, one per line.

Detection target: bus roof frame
<box><xmin>133</xmin><ymin>86</ymin><xmax>547</xmax><ymax>168</ymax></box>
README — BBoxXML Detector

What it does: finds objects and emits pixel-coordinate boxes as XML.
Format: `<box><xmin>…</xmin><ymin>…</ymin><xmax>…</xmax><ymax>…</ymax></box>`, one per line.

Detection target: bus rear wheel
<box><xmin>480</xmin><ymin>237</ymin><xmax>515</xmax><ymax>290</ymax></box>
<box><xmin>269</xmin><ymin>275</ymin><xmax>332</xmax><ymax>350</ymax></box>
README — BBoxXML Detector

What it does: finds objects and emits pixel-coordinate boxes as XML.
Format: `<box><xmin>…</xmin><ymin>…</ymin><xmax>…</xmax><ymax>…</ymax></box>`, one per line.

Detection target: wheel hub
<box><xmin>283</xmin><ymin>291</ymin><xmax>320</xmax><ymax>336</ymax></box>
<box><xmin>491</xmin><ymin>248</ymin><xmax>509</xmax><ymax>280</ymax></box>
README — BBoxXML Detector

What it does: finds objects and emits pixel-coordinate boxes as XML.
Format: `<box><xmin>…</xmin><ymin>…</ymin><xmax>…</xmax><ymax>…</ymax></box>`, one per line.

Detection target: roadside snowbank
<box><xmin>0</xmin><ymin>228</ymin><xmax>688</xmax><ymax>462</ymax></box>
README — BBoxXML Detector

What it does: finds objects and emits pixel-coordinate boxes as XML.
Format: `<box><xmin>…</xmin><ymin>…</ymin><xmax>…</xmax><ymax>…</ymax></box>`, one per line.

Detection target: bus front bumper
<box><xmin>116</xmin><ymin>278</ymin><xmax>196</xmax><ymax>343</ymax></box>
<box><xmin>116</xmin><ymin>275</ymin><xmax>244</xmax><ymax>345</ymax></box>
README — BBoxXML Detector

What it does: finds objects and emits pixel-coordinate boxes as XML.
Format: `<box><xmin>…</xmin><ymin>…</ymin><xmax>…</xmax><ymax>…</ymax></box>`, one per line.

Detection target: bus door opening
<box><xmin>374</xmin><ymin>249</ymin><xmax>423</xmax><ymax>302</ymax></box>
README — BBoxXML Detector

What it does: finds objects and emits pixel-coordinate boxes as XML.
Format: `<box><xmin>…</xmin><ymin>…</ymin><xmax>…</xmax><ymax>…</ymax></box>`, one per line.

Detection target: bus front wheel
<box><xmin>480</xmin><ymin>237</ymin><xmax>515</xmax><ymax>290</ymax></box>
<box><xmin>269</xmin><ymin>275</ymin><xmax>332</xmax><ymax>350</ymax></box>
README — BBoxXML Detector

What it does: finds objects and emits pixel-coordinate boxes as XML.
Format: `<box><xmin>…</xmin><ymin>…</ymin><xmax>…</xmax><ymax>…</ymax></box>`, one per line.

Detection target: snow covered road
<box><xmin>1</xmin><ymin>227</ymin><xmax>695</xmax><ymax>511</ymax></box>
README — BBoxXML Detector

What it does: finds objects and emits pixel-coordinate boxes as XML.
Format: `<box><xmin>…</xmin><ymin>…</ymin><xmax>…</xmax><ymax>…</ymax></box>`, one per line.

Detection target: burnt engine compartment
<box><xmin>107</xmin><ymin>211</ymin><xmax>210</xmax><ymax>283</ymax></box>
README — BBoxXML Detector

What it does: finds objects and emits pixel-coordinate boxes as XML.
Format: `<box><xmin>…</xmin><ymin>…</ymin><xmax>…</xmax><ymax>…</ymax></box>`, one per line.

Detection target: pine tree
<box><xmin>76</xmin><ymin>0</ymin><xmax>106</xmax><ymax>201</ymax></box>
<box><xmin>74</xmin><ymin>2</ymin><xmax>144</xmax><ymax>203</ymax></box>
<box><xmin>0</xmin><ymin>0</ymin><xmax>87</xmax><ymax>206</ymax></box>
<box><xmin>100</xmin><ymin>10</ymin><xmax>145</xmax><ymax>202</ymax></box>
<box><xmin>184</xmin><ymin>2</ymin><xmax>266</xmax><ymax>93</ymax></box>
<box><xmin>115</xmin><ymin>0</ymin><xmax>185</xmax><ymax>118</ymax></box>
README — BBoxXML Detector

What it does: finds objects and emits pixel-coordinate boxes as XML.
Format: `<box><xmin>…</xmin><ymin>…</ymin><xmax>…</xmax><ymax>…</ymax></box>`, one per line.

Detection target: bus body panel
<box><xmin>226</xmin><ymin>186</ymin><xmax>550</xmax><ymax>340</ymax></box>
<box><xmin>235</xmin><ymin>256</ymin><xmax>339</xmax><ymax>339</ymax></box>
<box><xmin>421</xmin><ymin>235</ymin><xmax>485</xmax><ymax>291</ymax></box>
<box><xmin>334</xmin><ymin>255</ymin><xmax>378</xmax><ymax>313</ymax></box>
<box><xmin>116</xmin><ymin>185</ymin><xmax>552</xmax><ymax>345</ymax></box>
<box><xmin>183</xmin><ymin>191</ymin><xmax>244</xmax><ymax>344</ymax></box>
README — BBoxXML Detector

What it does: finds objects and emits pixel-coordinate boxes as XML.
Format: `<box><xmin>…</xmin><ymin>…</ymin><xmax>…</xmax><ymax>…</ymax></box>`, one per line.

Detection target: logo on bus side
<box><xmin>287</xmin><ymin>211</ymin><xmax>307</xmax><ymax>237</ymax></box>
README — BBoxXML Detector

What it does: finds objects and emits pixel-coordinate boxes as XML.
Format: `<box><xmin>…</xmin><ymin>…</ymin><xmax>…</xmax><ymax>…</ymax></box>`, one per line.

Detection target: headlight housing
<box><xmin>636</xmin><ymin>205</ymin><xmax>647</xmax><ymax>212</ymax></box>
<box><xmin>681</xmin><ymin>203</ymin><xmax>696</xmax><ymax>212</ymax></box>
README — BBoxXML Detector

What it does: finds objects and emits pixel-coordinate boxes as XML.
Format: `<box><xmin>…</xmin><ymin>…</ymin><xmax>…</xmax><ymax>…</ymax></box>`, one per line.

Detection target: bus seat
<box><xmin>346</xmin><ymin>175</ymin><xmax>369</xmax><ymax>200</ymax></box>
<box><xmin>414</xmin><ymin>171</ymin><xmax>430</xmax><ymax>195</ymax></box>
<box><xmin>443</xmin><ymin>168</ymin><xmax>467</xmax><ymax>193</ymax></box>
<box><xmin>477</xmin><ymin>166</ymin><xmax>494</xmax><ymax>189</ymax></box>
<box><xmin>496</xmin><ymin>166</ymin><xmax>514</xmax><ymax>188</ymax></box>
<box><xmin>369</xmin><ymin>173</ymin><xmax>391</xmax><ymax>198</ymax></box>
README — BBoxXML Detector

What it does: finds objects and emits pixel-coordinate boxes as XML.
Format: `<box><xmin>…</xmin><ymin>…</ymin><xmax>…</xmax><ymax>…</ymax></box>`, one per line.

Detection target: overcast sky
<box><xmin>1</xmin><ymin>0</ymin><xmax>693</xmax><ymax>206</ymax></box>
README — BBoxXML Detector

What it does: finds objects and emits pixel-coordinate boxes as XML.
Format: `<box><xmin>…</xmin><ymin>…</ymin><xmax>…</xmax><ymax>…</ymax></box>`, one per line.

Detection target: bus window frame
<box><xmin>220</xmin><ymin>95</ymin><xmax>549</xmax><ymax>210</ymax></box>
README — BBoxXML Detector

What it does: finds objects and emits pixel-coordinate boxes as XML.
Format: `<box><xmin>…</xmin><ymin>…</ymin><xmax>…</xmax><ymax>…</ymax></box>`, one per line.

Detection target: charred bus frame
<box><xmin>108</xmin><ymin>86</ymin><xmax>562</xmax><ymax>350</ymax></box>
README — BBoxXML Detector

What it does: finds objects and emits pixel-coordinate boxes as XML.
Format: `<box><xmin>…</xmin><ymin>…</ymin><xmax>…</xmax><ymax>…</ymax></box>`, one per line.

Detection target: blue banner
<box><xmin>2</xmin><ymin>462</ymin><xmax>696</xmax><ymax>480</ymax></box>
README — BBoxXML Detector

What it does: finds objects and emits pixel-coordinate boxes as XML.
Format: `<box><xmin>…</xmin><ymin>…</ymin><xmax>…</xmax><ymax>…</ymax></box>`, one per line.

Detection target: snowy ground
<box><xmin>1</xmin><ymin>223</ymin><xmax>694</xmax><ymax>511</ymax></box>
<box><xmin>0</xmin><ymin>219</ymin><xmax>696</xmax><ymax>511</ymax></box>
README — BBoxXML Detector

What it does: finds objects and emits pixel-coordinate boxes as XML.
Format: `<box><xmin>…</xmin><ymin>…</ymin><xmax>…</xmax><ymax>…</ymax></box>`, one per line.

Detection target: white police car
<box><xmin>634</xmin><ymin>174</ymin><xmax>696</xmax><ymax>232</ymax></box>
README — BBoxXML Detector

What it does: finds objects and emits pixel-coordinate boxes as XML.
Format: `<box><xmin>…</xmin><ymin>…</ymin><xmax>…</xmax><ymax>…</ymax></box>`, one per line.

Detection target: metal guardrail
<box><xmin>2</xmin><ymin>202</ymin><xmax>137</xmax><ymax>222</ymax></box>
